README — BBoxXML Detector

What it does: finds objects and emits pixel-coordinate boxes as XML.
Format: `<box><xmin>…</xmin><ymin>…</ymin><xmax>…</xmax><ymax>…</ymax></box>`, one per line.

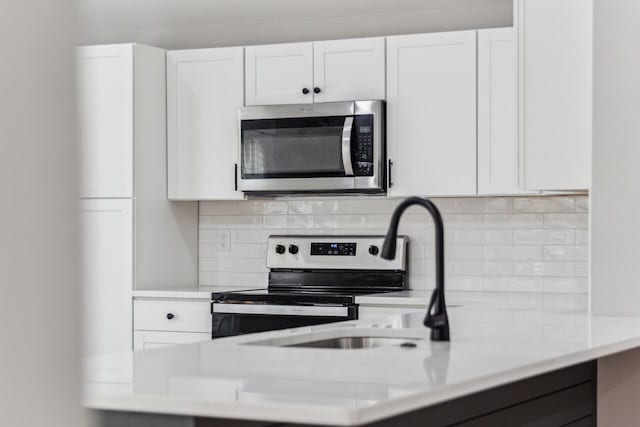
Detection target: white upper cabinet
<box><xmin>245</xmin><ymin>42</ymin><xmax>313</xmax><ymax>105</ymax></box>
<box><xmin>477</xmin><ymin>28</ymin><xmax>527</xmax><ymax>195</ymax></box>
<box><xmin>245</xmin><ymin>38</ymin><xmax>385</xmax><ymax>105</ymax></box>
<box><xmin>517</xmin><ymin>0</ymin><xmax>592</xmax><ymax>191</ymax></box>
<box><xmin>80</xmin><ymin>199</ymin><xmax>133</xmax><ymax>356</ymax></box>
<box><xmin>313</xmin><ymin>37</ymin><xmax>386</xmax><ymax>103</ymax></box>
<box><xmin>386</xmin><ymin>31</ymin><xmax>477</xmax><ymax>197</ymax></box>
<box><xmin>76</xmin><ymin>44</ymin><xmax>134</xmax><ymax>198</ymax></box>
<box><xmin>167</xmin><ymin>47</ymin><xmax>245</xmax><ymax>200</ymax></box>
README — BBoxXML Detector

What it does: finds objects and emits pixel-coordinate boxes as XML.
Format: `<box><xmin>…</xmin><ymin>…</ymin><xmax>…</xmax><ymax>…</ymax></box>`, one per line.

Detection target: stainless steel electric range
<box><xmin>211</xmin><ymin>235</ymin><xmax>408</xmax><ymax>338</ymax></box>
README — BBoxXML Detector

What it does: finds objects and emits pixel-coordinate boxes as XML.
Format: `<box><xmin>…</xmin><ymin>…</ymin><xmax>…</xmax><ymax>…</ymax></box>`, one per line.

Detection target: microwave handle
<box><xmin>341</xmin><ymin>117</ymin><xmax>355</xmax><ymax>176</ymax></box>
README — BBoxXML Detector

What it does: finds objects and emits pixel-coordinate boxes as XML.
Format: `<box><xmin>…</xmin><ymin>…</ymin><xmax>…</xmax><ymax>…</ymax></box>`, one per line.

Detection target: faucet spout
<box><xmin>381</xmin><ymin>197</ymin><xmax>450</xmax><ymax>342</ymax></box>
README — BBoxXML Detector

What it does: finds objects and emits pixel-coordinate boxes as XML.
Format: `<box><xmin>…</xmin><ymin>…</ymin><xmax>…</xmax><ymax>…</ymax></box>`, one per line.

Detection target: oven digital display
<box><xmin>310</xmin><ymin>242</ymin><xmax>356</xmax><ymax>256</ymax></box>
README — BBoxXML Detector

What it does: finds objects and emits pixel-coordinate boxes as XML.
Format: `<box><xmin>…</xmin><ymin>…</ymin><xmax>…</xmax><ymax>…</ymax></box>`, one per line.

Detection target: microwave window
<box><xmin>241</xmin><ymin>116</ymin><xmax>349</xmax><ymax>178</ymax></box>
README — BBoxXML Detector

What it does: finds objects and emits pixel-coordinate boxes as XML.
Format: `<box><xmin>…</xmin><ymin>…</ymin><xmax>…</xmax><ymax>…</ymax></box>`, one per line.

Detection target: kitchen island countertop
<box><xmin>86</xmin><ymin>291</ymin><xmax>633</xmax><ymax>426</ymax></box>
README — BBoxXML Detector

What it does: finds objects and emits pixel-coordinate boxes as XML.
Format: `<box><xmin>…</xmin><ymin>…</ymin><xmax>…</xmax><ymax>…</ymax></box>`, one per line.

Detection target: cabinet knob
<box><xmin>302</xmin><ymin>87</ymin><xmax>310</xmax><ymax>95</ymax></box>
<box><xmin>166</xmin><ymin>313</ymin><xmax>175</xmax><ymax>320</ymax></box>
<box><xmin>313</xmin><ymin>87</ymin><xmax>321</xmax><ymax>94</ymax></box>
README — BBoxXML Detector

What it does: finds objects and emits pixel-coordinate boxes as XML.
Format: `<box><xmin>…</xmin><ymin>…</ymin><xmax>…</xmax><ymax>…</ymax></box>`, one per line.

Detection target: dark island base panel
<box><xmin>95</xmin><ymin>361</ymin><xmax>596</xmax><ymax>427</ymax></box>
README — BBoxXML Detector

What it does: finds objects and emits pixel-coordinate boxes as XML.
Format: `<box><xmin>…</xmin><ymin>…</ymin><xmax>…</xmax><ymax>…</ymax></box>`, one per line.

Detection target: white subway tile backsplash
<box><xmin>288</xmin><ymin>200</ymin><xmax>339</xmax><ymax>215</ymax></box>
<box><xmin>450</xmin><ymin>245</ymin><xmax>483</xmax><ymax>260</ymax></box>
<box><xmin>513</xmin><ymin>197</ymin><xmax>575</xmax><ymax>213</ymax></box>
<box><xmin>201</xmin><ymin>215</ymin><xmax>262</xmax><ymax>229</ymax></box>
<box><xmin>287</xmin><ymin>215</ymin><xmax>315</xmax><ymax>229</ymax></box>
<box><xmin>513</xmin><ymin>261</ymin><xmax>575</xmax><ymax>277</ymax></box>
<box><xmin>236</xmin><ymin>229</ymin><xmax>287</xmax><ymax>243</ymax></box>
<box><xmin>483</xmin><ymin>213</ymin><xmax>544</xmax><ymax>229</ymax></box>
<box><xmin>199</xmin><ymin>271</ymin><xmax>268</xmax><ymax>286</ymax></box>
<box><xmin>198</xmin><ymin>196</ymin><xmax>589</xmax><ymax>294</ymax></box>
<box><xmin>543</xmin><ymin>245</ymin><xmax>589</xmax><ymax>261</ymax></box>
<box><xmin>513</xmin><ymin>229</ymin><xmax>575</xmax><ymax>244</ymax></box>
<box><xmin>199</xmin><ymin>243</ymin><xmax>265</xmax><ymax>258</ymax></box>
<box><xmin>200</xmin><ymin>257</ymin><xmax>268</xmax><ymax>273</ymax></box>
<box><xmin>576</xmin><ymin>229</ymin><xmax>589</xmax><ymax>245</ymax></box>
<box><xmin>543</xmin><ymin>213</ymin><xmax>588</xmax><ymax>229</ymax></box>
<box><xmin>483</xmin><ymin>276</ymin><xmax>544</xmax><ymax>292</ymax></box>
<box><xmin>543</xmin><ymin>278</ymin><xmax>588</xmax><ymax>293</ymax></box>
<box><xmin>483</xmin><ymin>245</ymin><xmax>544</xmax><ymax>261</ymax></box>
<box><xmin>262</xmin><ymin>215</ymin><xmax>288</xmax><ymax>229</ymax></box>
<box><xmin>443</xmin><ymin>213</ymin><xmax>484</xmax><ymax>229</ymax></box>
<box><xmin>575</xmin><ymin>262</ymin><xmax>589</xmax><ymax>277</ymax></box>
<box><xmin>575</xmin><ymin>196</ymin><xmax>589</xmax><ymax>212</ymax></box>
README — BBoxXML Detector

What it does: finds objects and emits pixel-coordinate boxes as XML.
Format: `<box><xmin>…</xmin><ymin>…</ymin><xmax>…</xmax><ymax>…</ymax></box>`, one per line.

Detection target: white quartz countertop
<box><xmin>131</xmin><ymin>286</ymin><xmax>259</xmax><ymax>299</ymax></box>
<box><xmin>131</xmin><ymin>287</ymin><xmax>429</xmax><ymax>306</ymax></box>
<box><xmin>85</xmin><ymin>291</ymin><xmax>640</xmax><ymax>426</ymax></box>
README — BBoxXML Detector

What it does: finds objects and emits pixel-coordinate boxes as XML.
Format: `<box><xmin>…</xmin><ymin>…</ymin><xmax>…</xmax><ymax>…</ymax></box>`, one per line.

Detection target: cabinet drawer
<box><xmin>133</xmin><ymin>331</ymin><xmax>210</xmax><ymax>351</ymax></box>
<box><xmin>134</xmin><ymin>300</ymin><xmax>211</xmax><ymax>333</ymax></box>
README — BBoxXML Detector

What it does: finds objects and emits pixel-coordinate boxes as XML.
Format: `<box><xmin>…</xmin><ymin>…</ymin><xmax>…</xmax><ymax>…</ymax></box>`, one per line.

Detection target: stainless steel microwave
<box><xmin>238</xmin><ymin>100</ymin><xmax>385</xmax><ymax>194</ymax></box>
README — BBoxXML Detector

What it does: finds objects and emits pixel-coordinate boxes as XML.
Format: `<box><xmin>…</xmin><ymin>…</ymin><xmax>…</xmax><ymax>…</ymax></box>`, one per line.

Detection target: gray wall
<box><xmin>78</xmin><ymin>0</ymin><xmax>512</xmax><ymax>49</ymax></box>
<box><xmin>0</xmin><ymin>0</ymin><xmax>84</xmax><ymax>426</ymax></box>
<box><xmin>591</xmin><ymin>0</ymin><xmax>640</xmax><ymax>316</ymax></box>
<box><xmin>592</xmin><ymin>0</ymin><xmax>640</xmax><ymax>423</ymax></box>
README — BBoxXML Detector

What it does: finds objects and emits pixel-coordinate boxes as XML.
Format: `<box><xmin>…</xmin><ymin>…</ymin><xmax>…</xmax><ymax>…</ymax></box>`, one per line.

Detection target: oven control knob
<box><xmin>369</xmin><ymin>245</ymin><xmax>380</xmax><ymax>256</ymax></box>
<box><xmin>275</xmin><ymin>244</ymin><xmax>286</xmax><ymax>254</ymax></box>
<box><xmin>288</xmin><ymin>244</ymin><xmax>299</xmax><ymax>255</ymax></box>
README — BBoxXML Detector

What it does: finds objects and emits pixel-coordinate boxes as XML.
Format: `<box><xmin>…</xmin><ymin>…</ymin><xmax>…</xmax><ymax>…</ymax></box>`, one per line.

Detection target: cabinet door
<box><xmin>517</xmin><ymin>0</ymin><xmax>592</xmax><ymax>190</ymax></box>
<box><xmin>478</xmin><ymin>28</ymin><xmax>525</xmax><ymax>195</ymax></box>
<box><xmin>80</xmin><ymin>199</ymin><xmax>133</xmax><ymax>356</ymax></box>
<box><xmin>76</xmin><ymin>44</ymin><xmax>134</xmax><ymax>198</ymax></box>
<box><xmin>167</xmin><ymin>47</ymin><xmax>244</xmax><ymax>200</ymax></box>
<box><xmin>245</xmin><ymin>42</ymin><xmax>313</xmax><ymax>105</ymax></box>
<box><xmin>313</xmin><ymin>37</ymin><xmax>386</xmax><ymax>102</ymax></box>
<box><xmin>386</xmin><ymin>31</ymin><xmax>477</xmax><ymax>197</ymax></box>
<box><xmin>133</xmin><ymin>331</ymin><xmax>210</xmax><ymax>351</ymax></box>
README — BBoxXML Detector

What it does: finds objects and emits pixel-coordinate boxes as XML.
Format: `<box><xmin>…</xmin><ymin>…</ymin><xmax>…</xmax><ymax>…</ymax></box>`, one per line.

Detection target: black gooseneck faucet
<box><xmin>380</xmin><ymin>197</ymin><xmax>450</xmax><ymax>342</ymax></box>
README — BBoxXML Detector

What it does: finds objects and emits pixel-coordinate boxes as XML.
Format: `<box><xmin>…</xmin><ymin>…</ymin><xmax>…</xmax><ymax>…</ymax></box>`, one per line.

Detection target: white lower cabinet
<box><xmin>134</xmin><ymin>331</ymin><xmax>210</xmax><ymax>351</ymax></box>
<box><xmin>133</xmin><ymin>299</ymin><xmax>211</xmax><ymax>350</ymax></box>
<box><xmin>81</xmin><ymin>199</ymin><xmax>133</xmax><ymax>356</ymax></box>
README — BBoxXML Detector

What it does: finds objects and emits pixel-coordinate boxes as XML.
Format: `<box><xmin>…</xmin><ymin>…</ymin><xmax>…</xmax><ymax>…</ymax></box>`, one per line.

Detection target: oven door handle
<box><xmin>212</xmin><ymin>303</ymin><xmax>351</xmax><ymax>317</ymax></box>
<box><xmin>341</xmin><ymin>116</ymin><xmax>355</xmax><ymax>176</ymax></box>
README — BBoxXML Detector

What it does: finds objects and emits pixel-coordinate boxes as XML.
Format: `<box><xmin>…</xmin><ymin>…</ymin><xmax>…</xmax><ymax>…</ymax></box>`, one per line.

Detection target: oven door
<box><xmin>238</xmin><ymin>100</ymin><xmax>383</xmax><ymax>193</ymax></box>
<box><xmin>211</xmin><ymin>303</ymin><xmax>358</xmax><ymax>338</ymax></box>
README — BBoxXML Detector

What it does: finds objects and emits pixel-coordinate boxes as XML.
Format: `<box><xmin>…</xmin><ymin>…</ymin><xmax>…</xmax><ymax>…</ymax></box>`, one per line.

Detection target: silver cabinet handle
<box><xmin>342</xmin><ymin>116</ymin><xmax>354</xmax><ymax>176</ymax></box>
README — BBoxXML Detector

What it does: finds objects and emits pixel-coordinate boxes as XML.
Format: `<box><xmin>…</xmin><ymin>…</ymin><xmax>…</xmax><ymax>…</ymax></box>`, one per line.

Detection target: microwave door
<box><xmin>240</xmin><ymin>115</ymin><xmax>356</xmax><ymax>192</ymax></box>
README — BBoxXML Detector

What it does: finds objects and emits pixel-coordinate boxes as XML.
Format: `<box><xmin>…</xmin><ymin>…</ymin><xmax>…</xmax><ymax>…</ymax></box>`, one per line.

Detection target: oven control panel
<box><xmin>310</xmin><ymin>242</ymin><xmax>356</xmax><ymax>256</ymax></box>
<box><xmin>267</xmin><ymin>235</ymin><xmax>407</xmax><ymax>271</ymax></box>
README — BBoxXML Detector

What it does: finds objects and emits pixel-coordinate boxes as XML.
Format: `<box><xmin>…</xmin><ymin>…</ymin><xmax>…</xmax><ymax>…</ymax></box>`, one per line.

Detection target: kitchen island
<box><xmin>85</xmin><ymin>291</ymin><xmax>639</xmax><ymax>426</ymax></box>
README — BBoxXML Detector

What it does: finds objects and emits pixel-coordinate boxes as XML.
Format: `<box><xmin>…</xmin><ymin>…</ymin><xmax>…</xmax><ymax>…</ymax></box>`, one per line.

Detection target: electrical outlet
<box><xmin>217</xmin><ymin>230</ymin><xmax>231</xmax><ymax>253</ymax></box>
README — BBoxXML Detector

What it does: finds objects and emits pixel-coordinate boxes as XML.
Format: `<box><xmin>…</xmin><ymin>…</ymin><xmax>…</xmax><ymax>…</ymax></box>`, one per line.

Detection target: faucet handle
<box><xmin>424</xmin><ymin>288</ymin><xmax>450</xmax><ymax>341</ymax></box>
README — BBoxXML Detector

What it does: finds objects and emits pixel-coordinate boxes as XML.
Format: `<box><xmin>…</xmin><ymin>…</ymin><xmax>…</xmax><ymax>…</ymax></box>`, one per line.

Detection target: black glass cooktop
<box><xmin>211</xmin><ymin>288</ymin><xmax>358</xmax><ymax>305</ymax></box>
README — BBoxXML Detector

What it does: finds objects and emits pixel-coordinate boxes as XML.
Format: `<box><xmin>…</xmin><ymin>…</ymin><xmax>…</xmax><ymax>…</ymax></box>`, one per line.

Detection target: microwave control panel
<box><xmin>352</xmin><ymin>115</ymin><xmax>374</xmax><ymax>176</ymax></box>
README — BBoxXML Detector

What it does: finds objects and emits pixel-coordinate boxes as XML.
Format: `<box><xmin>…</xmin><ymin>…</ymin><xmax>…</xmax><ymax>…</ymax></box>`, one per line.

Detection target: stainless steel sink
<box><xmin>286</xmin><ymin>336</ymin><xmax>423</xmax><ymax>349</ymax></box>
<box><xmin>244</xmin><ymin>328</ymin><xmax>427</xmax><ymax>349</ymax></box>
